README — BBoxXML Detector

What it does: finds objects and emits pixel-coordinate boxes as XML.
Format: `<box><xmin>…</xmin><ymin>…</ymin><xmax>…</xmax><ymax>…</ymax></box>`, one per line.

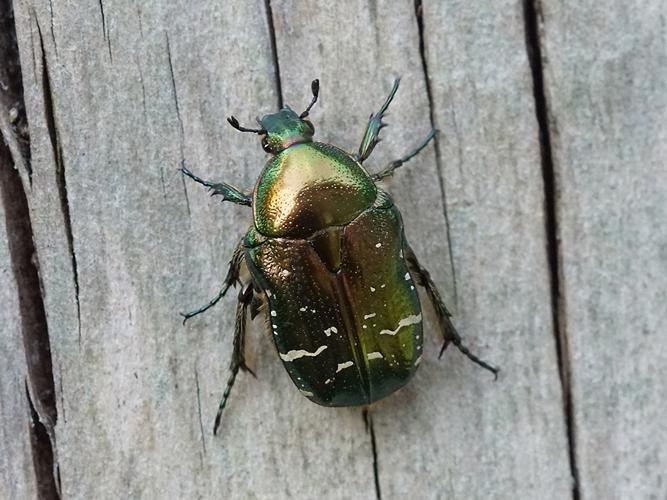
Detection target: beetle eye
<box><xmin>304</xmin><ymin>120</ymin><xmax>315</xmax><ymax>134</ymax></box>
<box><xmin>261</xmin><ymin>138</ymin><xmax>272</xmax><ymax>153</ymax></box>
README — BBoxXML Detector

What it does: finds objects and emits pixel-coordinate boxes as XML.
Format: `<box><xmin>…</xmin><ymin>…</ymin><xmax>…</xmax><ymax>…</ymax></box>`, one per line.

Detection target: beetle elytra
<box><xmin>181</xmin><ymin>79</ymin><xmax>497</xmax><ymax>434</ymax></box>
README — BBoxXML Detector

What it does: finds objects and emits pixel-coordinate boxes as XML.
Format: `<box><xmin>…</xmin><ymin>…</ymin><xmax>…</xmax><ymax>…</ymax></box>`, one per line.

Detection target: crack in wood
<box><xmin>523</xmin><ymin>1</ymin><xmax>579</xmax><ymax>499</ymax></box>
<box><xmin>97</xmin><ymin>0</ymin><xmax>112</xmax><ymax>62</ymax></box>
<box><xmin>25</xmin><ymin>382</ymin><xmax>61</xmax><ymax>500</ymax></box>
<box><xmin>37</xmin><ymin>19</ymin><xmax>82</xmax><ymax>344</ymax></box>
<box><xmin>165</xmin><ymin>33</ymin><xmax>191</xmax><ymax>216</ymax></box>
<box><xmin>0</xmin><ymin>6</ymin><xmax>60</xmax><ymax>486</ymax></box>
<box><xmin>413</xmin><ymin>0</ymin><xmax>458</xmax><ymax>305</ymax></box>
<box><xmin>363</xmin><ymin>409</ymin><xmax>382</xmax><ymax>500</ymax></box>
<box><xmin>194</xmin><ymin>366</ymin><xmax>207</xmax><ymax>456</ymax></box>
<box><xmin>0</xmin><ymin>0</ymin><xmax>31</xmax><ymax>181</ymax></box>
<box><xmin>263</xmin><ymin>0</ymin><xmax>283</xmax><ymax>109</ymax></box>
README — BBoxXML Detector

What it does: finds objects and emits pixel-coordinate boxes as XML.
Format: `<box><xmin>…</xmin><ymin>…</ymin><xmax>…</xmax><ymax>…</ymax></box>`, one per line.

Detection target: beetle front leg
<box><xmin>213</xmin><ymin>283</ymin><xmax>255</xmax><ymax>435</ymax></box>
<box><xmin>355</xmin><ymin>78</ymin><xmax>400</xmax><ymax>163</ymax></box>
<box><xmin>180</xmin><ymin>240</ymin><xmax>245</xmax><ymax>324</ymax></box>
<box><xmin>181</xmin><ymin>167</ymin><xmax>252</xmax><ymax>206</ymax></box>
<box><xmin>371</xmin><ymin>129</ymin><xmax>436</xmax><ymax>181</ymax></box>
<box><xmin>404</xmin><ymin>245</ymin><xmax>499</xmax><ymax>379</ymax></box>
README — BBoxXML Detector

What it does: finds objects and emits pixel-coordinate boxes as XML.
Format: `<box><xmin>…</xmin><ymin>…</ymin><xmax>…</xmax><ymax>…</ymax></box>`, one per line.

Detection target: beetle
<box><xmin>181</xmin><ymin>78</ymin><xmax>498</xmax><ymax>434</ymax></box>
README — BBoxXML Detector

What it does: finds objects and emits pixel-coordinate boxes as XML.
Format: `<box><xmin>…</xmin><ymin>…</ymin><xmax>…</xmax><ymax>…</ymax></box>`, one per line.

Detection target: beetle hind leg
<box><xmin>371</xmin><ymin>128</ymin><xmax>436</xmax><ymax>181</ymax></box>
<box><xmin>213</xmin><ymin>284</ymin><xmax>255</xmax><ymax>435</ymax></box>
<box><xmin>404</xmin><ymin>245</ymin><xmax>499</xmax><ymax>379</ymax></box>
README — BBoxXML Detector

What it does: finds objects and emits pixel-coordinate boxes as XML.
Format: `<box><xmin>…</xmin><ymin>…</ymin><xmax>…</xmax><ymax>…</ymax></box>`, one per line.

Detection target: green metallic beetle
<box><xmin>181</xmin><ymin>79</ymin><xmax>497</xmax><ymax>434</ymax></box>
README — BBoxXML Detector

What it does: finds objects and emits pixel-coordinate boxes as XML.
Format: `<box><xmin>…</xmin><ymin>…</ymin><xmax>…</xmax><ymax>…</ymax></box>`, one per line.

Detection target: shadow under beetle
<box><xmin>181</xmin><ymin>78</ymin><xmax>498</xmax><ymax>434</ymax></box>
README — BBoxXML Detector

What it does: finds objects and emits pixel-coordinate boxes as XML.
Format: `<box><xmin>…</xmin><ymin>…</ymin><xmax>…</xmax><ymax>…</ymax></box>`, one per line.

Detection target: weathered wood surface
<box><xmin>1</xmin><ymin>0</ymin><xmax>664</xmax><ymax>499</ymax></box>
<box><xmin>539</xmin><ymin>1</ymin><xmax>667</xmax><ymax>498</ymax></box>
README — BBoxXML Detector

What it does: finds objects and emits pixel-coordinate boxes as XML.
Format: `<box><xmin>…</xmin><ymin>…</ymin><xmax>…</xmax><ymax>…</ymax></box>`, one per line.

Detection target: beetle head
<box><xmin>227</xmin><ymin>79</ymin><xmax>320</xmax><ymax>155</ymax></box>
<box><xmin>258</xmin><ymin>106</ymin><xmax>314</xmax><ymax>154</ymax></box>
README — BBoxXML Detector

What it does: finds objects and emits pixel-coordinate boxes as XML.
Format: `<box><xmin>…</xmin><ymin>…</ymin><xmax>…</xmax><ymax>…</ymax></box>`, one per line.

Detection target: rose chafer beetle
<box><xmin>182</xmin><ymin>79</ymin><xmax>498</xmax><ymax>434</ymax></box>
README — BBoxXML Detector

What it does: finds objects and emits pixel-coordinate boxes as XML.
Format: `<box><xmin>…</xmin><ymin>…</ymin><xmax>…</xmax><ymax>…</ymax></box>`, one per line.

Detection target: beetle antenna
<box><xmin>300</xmin><ymin>79</ymin><xmax>320</xmax><ymax>118</ymax></box>
<box><xmin>227</xmin><ymin>115</ymin><xmax>265</xmax><ymax>134</ymax></box>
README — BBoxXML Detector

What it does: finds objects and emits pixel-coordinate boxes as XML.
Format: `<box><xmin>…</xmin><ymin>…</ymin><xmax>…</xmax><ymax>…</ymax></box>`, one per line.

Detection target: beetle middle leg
<box><xmin>213</xmin><ymin>283</ymin><xmax>255</xmax><ymax>435</ymax></box>
<box><xmin>181</xmin><ymin>167</ymin><xmax>252</xmax><ymax>206</ymax></box>
<box><xmin>404</xmin><ymin>245</ymin><xmax>499</xmax><ymax>379</ymax></box>
<box><xmin>371</xmin><ymin>128</ymin><xmax>436</xmax><ymax>181</ymax></box>
<box><xmin>355</xmin><ymin>78</ymin><xmax>401</xmax><ymax>163</ymax></box>
<box><xmin>180</xmin><ymin>240</ymin><xmax>245</xmax><ymax>324</ymax></box>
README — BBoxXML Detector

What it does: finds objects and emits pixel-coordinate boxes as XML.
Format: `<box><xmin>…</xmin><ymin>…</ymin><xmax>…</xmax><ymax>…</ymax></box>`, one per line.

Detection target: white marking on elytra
<box><xmin>370</xmin><ymin>286</ymin><xmax>376</xmax><ymax>292</ymax></box>
<box><xmin>375</xmin><ymin>242</ymin><xmax>382</xmax><ymax>248</ymax></box>
<box><xmin>336</xmin><ymin>361</ymin><xmax>354</xmax><ymax>373</ymax></box>
<box><xmin>399</xmin><ymin>249</ymin><xmax>404</xmax><ymax>258</ymax></box>
<box><xmin>414</xmin><ymin>354</ymin><xmax>423</xmax><ymax>366</ymax></box>
<box><xmin>362</xmin><ymin>325</ymin><xmax>368</xmax><ymax>329</ymax></box>
<box><xmin>381</xmin><ymin>284</ymin><xmax>386</xmax><ymax>288</ymax></box>
<box><xmin>325</xmin><ymin>378</ymin><xmax>332</xmax><ymax>385</ymax></box>
<box><xmin>279</xmin><ymin>345</ymin><xmax>328</xmax><ymax>362</ymax></box>
<box><xmin>379</xmin><ymin>313</ymin><xmax>423</xmax><ymax>336</ymax></box>
<box><xmin>410</xmin><ymin>285</ymin><xmax>415</xmax><ymax>290</ymax></box>
<box><xmin>300</xmin><ymin>306</ymin><xmax>307</xmax><ymax>312</ymax></box>
<box><xmin>300</xmin><ymin>390</ymin><xmax>314</xmax><ymax>397</ymax></box>
<box><xmin>323</xmin><ymin>326</ymin><xmax>338</xmax><ymax>336</ymax></box>
<box><xmin>367</xmin><ymin>351</ymin><xmax>383</xmax><ymax>360</ymax></box>
<box><xmin>311</xmin><ymin>309</ymin><xmax>316</xmax><ymax>313</ymax></box>
<box><xmin>280</xmin><ymin>269</ymin><xmax>290</xmax><ymax>277</ymax></box>
<box><xmin>404</xmin><ymin>272</ymin><xmax>411</xmax><ymax>281</ymax></box>
<box><xmin>271</xmin><ymin>310</ymin><xmax>277</xmax><ymax>317</ymax></box>
<box><xmin>364</xmin><ymin>313</ymin><xmax>376</xmax><ymax>319</ymax></box>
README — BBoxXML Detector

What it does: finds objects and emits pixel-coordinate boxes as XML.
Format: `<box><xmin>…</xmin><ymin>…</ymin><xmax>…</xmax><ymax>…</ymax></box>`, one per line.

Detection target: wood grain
<box><xmin>539</xmin><ymin>0</ymin><xmax>667</xmax><ymax>498</ymax></box>
<box><xmin>2</xmin><ymin>0</ymin><xmax>664</xmax><ymax>498</ymax></box>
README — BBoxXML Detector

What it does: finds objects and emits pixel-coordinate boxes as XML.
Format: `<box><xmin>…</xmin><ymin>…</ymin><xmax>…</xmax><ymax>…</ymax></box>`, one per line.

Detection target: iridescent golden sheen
<box><xmin>253</xmin><ymin>142</ymin><xmax>377</xmax><ymax>237</ymax></box>
<box><xmin>245</xmin><ymin>200</ymin><xmax>422</xmax><ymax>407</ymax></box>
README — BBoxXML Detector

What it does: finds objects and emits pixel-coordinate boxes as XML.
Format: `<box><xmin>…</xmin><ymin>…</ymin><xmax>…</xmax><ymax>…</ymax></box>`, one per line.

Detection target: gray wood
<box><xmin>539</xmin><ymin>1</ymin><xmax>667</xmax><ymax>498</ymax></box>
<box><xmin>0</xmin><ymin>173</ymin><xmax>38</xmax><ymax>500</ymax></box>
<box><xmin>4</xmin><ymin>0</ymin><xmax>664</xmax><ymax>498</ymax></box>
<box><xmin>271</xmin><ymin>1</ymin><xmax>571</xmax><ymax>498</ymax></box>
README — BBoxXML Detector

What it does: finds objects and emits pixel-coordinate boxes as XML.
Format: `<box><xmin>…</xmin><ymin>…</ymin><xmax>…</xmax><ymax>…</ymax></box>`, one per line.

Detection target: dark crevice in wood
<box><xmin>26</xmin><ymin>382</ymin><xmax>61</xmax><ymax>500</ymax></box>
<box><xmin>362</xmin><ymin>410</ymin><xmax>382</xmax><ymax>500</ymax></box>
<box><xmin>97</xmin><ymin>0</ymin><xmax>112</xmax><ymax>62</ymax></box>
<box><xmin>165</xmin><ymin>33</ymin><xmax>191</xmax><ymax>217</ymax></box>
<box><xmin>0</xmin><ymin>0</ymin><xmax>31</xmax><ymax>179</ymax></box>
<box><xmin>0</xmin><ymin>7</ymin><xmax>60</xmax><ymax>491</ymax></box>
<box><xmin>37</xmin><ymin>20</ymin><xmax>82</xmax><ymax>343</ymax></box>
<box><xmin>523</xmin><ymin>1</ymin><xmax>579</xmax><ymax>499</ymax></box>
<box><xmin>263</xmin><ymin>0</ymin><xmax>284</xmax><ymax>109</ymax></box>
<box><xmin>413</xmin><ymin>0</ymin><xmax>458</xmax><ymax>304</ymax></box>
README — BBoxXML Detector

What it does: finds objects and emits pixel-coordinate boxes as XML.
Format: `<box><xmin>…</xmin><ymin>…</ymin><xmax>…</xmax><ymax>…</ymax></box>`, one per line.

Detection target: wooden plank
<box><xmin>538</xmin><ymin>1</ymin><xmax>667</xmax><ymax>498</ymax></box>
<box><xmin>273</xmin><ymin>0</ymin><xmax>571</xmax><ymax>498</ymax></box>
<box><xmin>12</xmin><ymin>0</ymin><xmax>373</xmax><ymax>497</ymax></box>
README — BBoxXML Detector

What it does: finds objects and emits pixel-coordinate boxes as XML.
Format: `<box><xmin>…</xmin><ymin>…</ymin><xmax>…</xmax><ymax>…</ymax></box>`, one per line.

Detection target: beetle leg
<box><xmin>180</xmin><ymin>240</ymin><xmax>245</xmax><ymax>324</ymax></box>
<box><xmin>355</xmin><ymin>78</ymin><xmax>400</xmax><ymax>163</ymax></box>
<box><xmin>404</xmin><ymin>245</ymin><xmax>499</xmax><ymax>379</ymax></box>
<box><xmin>181</xmin><ymin>167</ymin><xmax>252</xmax><ymax>206</ymax></box>
<box><xmin>371</xmin><ymin>128</ymin><xmax>436</xmax><ymax>181</ymax></box>
<box><xmin>213</xmin><ymin>283</ymin><xmax>255</xmax><ymax>435</ymax></box>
